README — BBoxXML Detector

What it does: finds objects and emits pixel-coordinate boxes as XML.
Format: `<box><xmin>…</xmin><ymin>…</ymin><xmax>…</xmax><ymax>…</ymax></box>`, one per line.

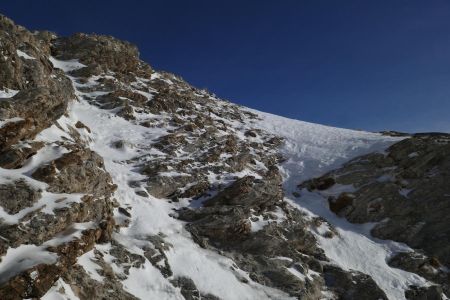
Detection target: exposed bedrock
<box><xmin>300</xmin><ymin>134</ymin><xmax>450</xmax><ymax>297</ymax></box>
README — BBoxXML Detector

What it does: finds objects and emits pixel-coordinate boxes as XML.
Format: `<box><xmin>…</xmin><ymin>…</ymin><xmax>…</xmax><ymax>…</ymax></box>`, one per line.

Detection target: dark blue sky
<box><xmin>2</xmin><ymin>1</ymin><xmax>450</xmax><ymax>133</ymax></box>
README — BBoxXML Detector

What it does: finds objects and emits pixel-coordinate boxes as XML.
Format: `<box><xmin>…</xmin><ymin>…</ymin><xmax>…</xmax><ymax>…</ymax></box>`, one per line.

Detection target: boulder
<box><xmin>323</xmin><ymin>265</ymin><xmax>388</xmax><ymax>300</ymax></box>
<box><xmin>0</xmin><ymin>180</ymin><xmax>41</xmax><ymax>214</ymax></box>
<box><xmin>405</xmin><ymin>285</ymin><xmax>444</xmax><ymax>300</ymax></box>
<box><xmin>31</xmin><ymin>149</ymin><xmax>115</xmax><ymax>198</ymax></box>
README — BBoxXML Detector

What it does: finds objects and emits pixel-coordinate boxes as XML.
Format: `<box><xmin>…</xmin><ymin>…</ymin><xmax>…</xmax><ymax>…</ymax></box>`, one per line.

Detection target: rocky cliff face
<box><xmin>0</xmin><ymin>15</ymin><xmax>448</xmax><ymax>300</ymax></box>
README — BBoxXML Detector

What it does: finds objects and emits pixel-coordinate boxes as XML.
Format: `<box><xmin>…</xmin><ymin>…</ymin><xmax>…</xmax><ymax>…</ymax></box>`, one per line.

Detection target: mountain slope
<box><xmin>0</xmin><ymin>15</ymin><xmax>448</xmax><ymax>300</ymax></box>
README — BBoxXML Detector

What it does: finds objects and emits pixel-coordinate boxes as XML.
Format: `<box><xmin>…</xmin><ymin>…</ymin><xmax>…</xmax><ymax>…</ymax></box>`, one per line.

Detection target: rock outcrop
<box><xmin>52</xmin><ymin>33</ymin><xmax>152</xmax><ymax>78</ymax></box>
<box><xmin>299</xmin><ymin>133</ymin><xmax>450</xmax><ymax>297</ymax></box>
<box><xmin>0</xmin><ymin>15</ymin><xmax>74</xmax><ymax>157</ymax></box>
<box><xmin>0</xmin><ymin>15</ymin><xmax>116</xmax><ymax>299</ymax></box>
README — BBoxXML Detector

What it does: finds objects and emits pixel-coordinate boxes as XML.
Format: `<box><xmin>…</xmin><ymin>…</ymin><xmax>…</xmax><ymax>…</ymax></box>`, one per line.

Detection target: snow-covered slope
<box><xmin>48</xmin><ymin>62</ymin><xmax>424</xmax><ymax>299</ymax></box>
<box><xmin>1</xmin><ymin>15</ymin><xmax>446</xmax><ymax>300</ymax></box>
<box><xmin>64</xmin><ymin>99</ymin><xmax>291</xmax><ymax>300</ymax></box>
<box><xmin>67</xmin><ymin>96</ymin><xmax>429</xmax><ymax>299</ymax></box>
<box><xmin>251</xmin><ymin>112</ymin><xmax>431</xmax><ymax>299</ymax></box>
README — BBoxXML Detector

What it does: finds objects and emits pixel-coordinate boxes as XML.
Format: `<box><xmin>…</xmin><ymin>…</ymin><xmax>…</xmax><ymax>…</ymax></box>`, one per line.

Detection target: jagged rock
<box><xmin>31</xmin><ymin>149</ymin><xmax>116</xmax><ymax>197</ymax></box>
<box><xmin>224</xmin><ymin>152</ymin><xmax>255</xmax><ymax>172</ymax></box>
<box><xmin>328</xmin><ymin>192</ymin><xmax>355</xmax><ymax>214</ymax></box>
<box><xmin>389</xmin><ymin>251</ymin><xmax>449</xmax><ymax>296</ymax></box>
<box><xmin>153</xmin><ymin>133</ymin><xmax>187</xmax><ymax>154</ymax></box>
<box><xmin>0</xmin><ymin>194</ymin><xmax>114</xmax><ymax>255</ymax></box>
<box><xmin>323</xmin><ymin>265</ymin><xmax>388</xmax><ymax>300</ymax></box>
<box><xmin>300</xmin><ymin>176</ymin><xmax>336</xmax><ymax>191</ymax></box>
<box><xmin>62</xmin><ymin>264</ymin><xmax>138</xmax><ymax>300</ymax></box>
<box><xmin>170</xmin><ymin>277</ymin><xmax>220</xmax><ymax>300</ymax></box>
<box><xmin>118</xmin><ymin>207</ymin><xmax>132</xmax><ymax>218</ymax></box>
<box><xmin>0</xmin><ymin>16</ymin><xmax>52</xmax><ymax>89</ymax></box>
<box><xmin>244</xmin><ymin>130</ymin><xmax>258</xmax><ymax>137</ymax></box>
<box><xmin>183</xmin><ymin>207</ymin><xmax>252</xmax><ymax>243</ymax></box>
<box><xmin>146</xmin><ymin>89</ymin><xmax>196</xmax><ymax>114</ymax></box>
<box><xmin>134</xmin><ymin>190</ymin><xmax>148</xmax><ymax>197</ymax></box>
<box><xmin>0</xmin><ymin>180</ymin><xmax>41</xmax><ymax>214</ymax></box>
<box><xmin>116</xmin><ymin>103</ymin><xmax>135</xmax><ymax>120</ymax></box>
<box><xmin>179</xmin><ymin>167</ymin><xmax>284</xmax><ymax>245</ymax></box>
<box><xmin>178</xmin><ymin>167</ymin><xmax>329</xmax><ymax>298</ymax></box>
<box><xmin>171</xmin><ymin>180</ymin><xmax>210</xmax><ymax>200</ymax></box>
<box><xmin>0</xmin><ymin>228</ymin><xmax>105</xmax><ymax>299</ymax></box>
<box><xmin>0</xmin><ymin>141</ymin><xmax>44</xmax><ymax>169</ymax></box>
<box><xmin>146</xmin><ymin>174</ymin><xmax>199</xmax><ymax>199</ymax></box>
<box><xmin>143</xmin><ymin>234</ymin><xmax>173</xmax><ymax>278</ymax></box>
<box><xmin>0</xmin><ymin>15</ymin><xmax>75</xmax><ymax>153</ymax></box>
<box><xmin>203</xmin><ymin>166</ymin><xmax>283</xmax><ymax>211</ymax></box>
<box><xmin>52</xmin><ymin>33</ymin><xmax>151</xmax><ymax>78</ymax></box>
<box><xmin>301</xmin><ymin>134</ymin><xmax>450</xmax><ymax>294</ymax></box>
<box><xmin>109</xmin><ymin>241</ymin><xmax>146</xmax><ymax>275</ymax></box>
<box><xmin>0</xmin><ymin>263</ymin><xmax>62</xmax><ymax>300</ymax></box>
<box><xmin>74</xmin><ymin>121</ymin><xmax>91</xmax><ymax>133</ymax></box>
<box><xmin>1</xmin><ymin>85</ymin><xmax>73</xmax><ymax>151</ymax></box>
<box><xmin>96</xmin><ymin>90</ymin><xmax>148</xmax><ymax>109</ymax></box>
<box><xmin>405</xmin><ymin>285</ymin><xmax>443</xmax><ymax>300</ymax></box>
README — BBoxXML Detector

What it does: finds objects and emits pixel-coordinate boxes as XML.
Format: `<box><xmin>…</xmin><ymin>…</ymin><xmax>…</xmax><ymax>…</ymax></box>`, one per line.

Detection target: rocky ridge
<box><xmin>0</xmin><ymin>14</ymin><xmax>448</xmax><ymax>300</ymax></box>
<box><xmin>299</xmin><ymin>133</ymin><xmax>450</xmax><ymax>298</ymax></box>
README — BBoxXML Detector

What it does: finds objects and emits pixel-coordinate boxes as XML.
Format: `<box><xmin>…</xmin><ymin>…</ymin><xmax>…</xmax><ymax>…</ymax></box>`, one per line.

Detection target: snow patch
<box><xmin>77</xmin><ymin>249</ymin><xmax>105</xmax><ymax>282</ymax></box>
<box><xmin>49</xmin><ymin>57</ymin><xmax>86</xmax><ymax>72</ymax></box>
<box><xmin>16</xmin><ymin>49</ymin><xmax>35</xmax><ymax>60</ymax></box>
<box><xmin>0</xmin><ymin>117</ymin><xmax>24</xmax><ymax>129</ymax></box>
<box><xmin>408</xmin><ymin>152</ymin><xmax>419</xmax><ymax>158</ymax></box>
<box><xmin>42</xmin><ymin>278</ymin><xmax>80</xmax><ymax>300</ymax></box>
<box><xmin>0</xmin><ymin>88</ymin><xmax>19</xmax><ymax>98</ymax></box>
<box><xmin>0</xmin><ymin>245</ymin><xmax>57</xmax><ymax>284</ymax></box>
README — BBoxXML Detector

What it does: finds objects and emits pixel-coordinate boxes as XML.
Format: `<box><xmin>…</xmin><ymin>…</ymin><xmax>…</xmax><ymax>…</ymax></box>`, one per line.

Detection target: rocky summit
<box><xmin>0</xmin><ymin>14</ymin><xmax>448</xmax><ymax>300</ymax></box>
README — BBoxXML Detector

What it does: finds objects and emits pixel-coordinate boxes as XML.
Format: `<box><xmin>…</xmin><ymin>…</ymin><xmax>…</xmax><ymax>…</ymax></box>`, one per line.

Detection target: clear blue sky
<box><xmin>2</xmin><ymin>0</ymin><xmax>449</xmax><ymax>133</ymax></box>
